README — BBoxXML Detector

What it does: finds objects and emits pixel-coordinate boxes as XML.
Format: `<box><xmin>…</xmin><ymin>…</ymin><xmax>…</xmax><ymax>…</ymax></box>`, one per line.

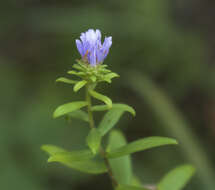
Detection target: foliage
<box><xmin>41</xmin><ymin>59</ymin><xmax>195</xmax><ymax>190</ymax></box>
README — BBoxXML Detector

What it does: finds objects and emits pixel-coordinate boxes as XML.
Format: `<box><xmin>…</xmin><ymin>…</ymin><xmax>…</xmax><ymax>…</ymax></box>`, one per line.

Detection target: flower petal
<box><xmin>76</xmin><ymin>39</ymin><xmax>84</xmax><ymax>57</ymax></box>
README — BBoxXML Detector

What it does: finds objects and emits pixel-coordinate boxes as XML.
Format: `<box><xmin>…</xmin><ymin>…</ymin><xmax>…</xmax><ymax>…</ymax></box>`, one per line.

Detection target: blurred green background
<box><xmin>1</xmin><ymin>0</ymin><xmax>215</xmax><ymax>189</ymax></box>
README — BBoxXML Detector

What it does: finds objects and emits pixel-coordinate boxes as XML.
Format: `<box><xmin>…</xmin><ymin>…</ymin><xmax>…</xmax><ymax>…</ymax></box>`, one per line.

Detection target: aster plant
<box><xmin>42</xmin><ymin>29</ymin><xmax>195</xmax><ymax>190</ymax></box>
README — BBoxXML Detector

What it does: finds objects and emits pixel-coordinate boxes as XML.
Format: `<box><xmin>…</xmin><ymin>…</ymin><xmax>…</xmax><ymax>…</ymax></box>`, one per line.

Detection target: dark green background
<box><xmin>1</xmin><ymin>0</ymin><xmax>215</xmax><ymax>189</ymax></box>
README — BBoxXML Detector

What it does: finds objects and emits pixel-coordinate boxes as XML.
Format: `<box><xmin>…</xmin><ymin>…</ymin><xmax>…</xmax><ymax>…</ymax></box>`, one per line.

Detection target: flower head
<box><xmin>76</xmin><ymin>29</ymin><xmax>112</xmax><ymax>66</ymax></box>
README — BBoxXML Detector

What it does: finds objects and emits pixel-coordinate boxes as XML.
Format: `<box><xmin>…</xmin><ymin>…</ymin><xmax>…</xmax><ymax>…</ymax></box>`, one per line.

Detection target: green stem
<box><xmin>86</xmin><ymin>84</ymin><xmax>95</xmax><ymax>129</ymax></box>
<box><xmin>85</xmin><ymin>84</ymin><xmax>118</xmax><ymax>188</ymax></box>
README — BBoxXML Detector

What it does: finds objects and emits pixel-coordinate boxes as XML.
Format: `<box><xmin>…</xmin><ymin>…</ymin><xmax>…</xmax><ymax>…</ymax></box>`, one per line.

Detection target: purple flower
<box><xmin>76</xmin><ymin>29</ymin><xmax>112</xmax><ymax>66</ymax></box>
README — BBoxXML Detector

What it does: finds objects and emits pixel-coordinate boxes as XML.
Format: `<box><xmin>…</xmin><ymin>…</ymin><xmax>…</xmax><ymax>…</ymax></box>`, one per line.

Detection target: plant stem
<box><xmin>85</xmin><ymin>84</ymin><xmax>118</xmax><ymax>188</ymax></box>
<box><xmin>86</xmin><ymin>84</ymin><xmax>95</xmax><ymax>129</ymax></box>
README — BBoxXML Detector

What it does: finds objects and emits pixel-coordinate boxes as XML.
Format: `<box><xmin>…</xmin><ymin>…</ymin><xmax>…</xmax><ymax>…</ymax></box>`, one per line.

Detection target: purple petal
<box><xmin>96</xmin><ymin>29</ymin><xmax>101</xmax><ymax>40</ymax></box>
<box><xmin>76</xmin><ymin>39</ymin><xmax>84</xmax><ymax>57</ymax></box>
<box><xmin>102</xmin><ymin>36</ymin><xmax>112</xmax><ymax>59</ymax></box>
<box><xmin>89</xmin><ymin>48</ymin><xmax>97</xmax><ymax>66</ymax></box>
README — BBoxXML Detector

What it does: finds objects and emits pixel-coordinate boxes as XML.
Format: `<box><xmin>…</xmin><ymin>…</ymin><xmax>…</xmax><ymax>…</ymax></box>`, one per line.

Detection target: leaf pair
<box><xmin>53</xmin><ymin>91</ymin><xmax>114</xmax><ymax>119</ymax></box>
<box><xmin>106</xmin><ymin>131</ymin><xmax>178</xmax><ymax>186</ymax></box>
<box><xmin>41</xmin><ymin>145</ymin><xmax>107</xmax><ymax>174</ymax></box>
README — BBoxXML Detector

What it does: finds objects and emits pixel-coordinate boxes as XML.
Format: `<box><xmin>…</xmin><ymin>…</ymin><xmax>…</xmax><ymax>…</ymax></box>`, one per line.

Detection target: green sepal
<box><xmin>53</xmin><ymin>101</ymin><xmax>88</xmax><ymax>118</ymax></box>
<box><xmin>67</xmin><ymin>60</ymin><xmax>119</xmax><ymax>83</ymax></box>
<box><xmin>56</xmin><ymin>77</ymin><xmax>78</xmax><ymax>84</ymax></box>
<box><xmin>73</xmin><ymin>80</ymin><xmax>87</xmax><ymax>92</ymax></box>
<box><xmin>157</xmin><ymin>165</ymin><xmax>195</xmax><ymax>190</ymax></box>
<box><xmin>67</xmin><ymin>70</ymin><xmax>85</xmax><ymax>76</ymax></box>
<box><xmin>86</xmin><ymin>128</ymin><xmax>102</xmax><ymax>154</ymax></box>
<box><xmin>89</xmin><ymin>90</ymin><xmax>112</xmax><ymax>109</ymax></box>
<box><xmin>107</xmin><ymin>137</ymin><xmax>178</xmax><ymax>158</ymax></box>
<box><xmin>103</xmin><ymin>73</ymin><xmax>119</xmax><ymax>83</ymax></box>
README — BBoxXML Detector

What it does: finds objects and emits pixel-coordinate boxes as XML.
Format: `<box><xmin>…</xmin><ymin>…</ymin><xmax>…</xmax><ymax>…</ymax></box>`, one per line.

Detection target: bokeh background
<box><xmin>1</xmin><ymin>0</ymin><xmax>215</xmax><ymax>190</ymax></box>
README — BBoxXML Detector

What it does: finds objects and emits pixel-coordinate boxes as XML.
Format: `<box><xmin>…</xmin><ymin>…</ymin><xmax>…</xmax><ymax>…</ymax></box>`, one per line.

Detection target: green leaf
<box><xmin>113</xmin><ymin>104</ymin><xmax>136</xmax><ymax>116</ymax></box>
<box><xmin>107</xmin><ymin>137</ymin><xmax>178</xmax><ymax>158</ymax></box>
<box><xmin>41</xmin><ymin>145</ymin><xmax>94</xmax><ymax>161</ymax></box>
<box><xmin>158</xmin><ymin>165</ymin><xmax>195</xmax><ymax>190</ymax></box>
<box><xmin>73</xmin><ymin>80</ymin><xmax>87</xmax><ymax>92</ymax></box>
<box><xmin>56</xmin><ymin>77</ymin><xmax>78</xmax><ymax>84</ymax></box>
<box><xmin>67</xmin><ymin>110</ymin><xmax>89</xmax><ymax>122</ymax></box>
<box><xmin>91</xmin><ymin>105</ymin><xmax>109</xmax><ymax>111</ymax></box>
<box><xmin>116</xmin><ymin>184</ymin><xmax>148</xmax><ymax>190</ymax></box>
<box><xmin>98</xmin><ymin>109</ymin><xmax>124</xmax><ymax>136</ymax></box>
<box><xmin>89</xmin><ymin>90</ymin><xmax>112</xmax><ymax>109</ymax></box>
<box><xmin>107</xmin><ymin>130</ymin><xmax>132</xmax><ymax>185</ymax></box>
<box><xmin>53</xmin><ymin>101</ymin><xmax>88</xmax><ymax>118</ymax></box>
<box><xmin>97</xmin><ymin>104</ymin><xmax>135</xmax><ymax>136</ymax></box>
<box><xmin>42</xmin><ymin>145</ymin><xmax>107</xmax><ymax>174</ymax></box>
<box><xmin>92</xmin><ymin>103</ymin><xmax>136</xmax><ymax>116</ymax></box>
<box><xmin>62</xmin><ymin>159</ymin><xmax>107</xmax><ymax>174</ymax></box>
<box><xmin>47</xmin><ymin>149</ymin><xmax>95</xmax><ymax>162</ymax></box>
<box><xmin>41</xmin><ymin>144</ymin><xmax>66</xmax><ymax>156</ymax></box>
<box><xmin>131</xmin><ymin>176</ymin><xmax>142</xmax><ymax>187</ymax></box>
<box><xmin>49</xmin><ymin>152</ymin><xmax>107</xmax><ymax>174</ymax></box>
<box><xmin>86</xmin><ymin>128</ymin><xmax>102</xmax><ymax>154</ymax></box>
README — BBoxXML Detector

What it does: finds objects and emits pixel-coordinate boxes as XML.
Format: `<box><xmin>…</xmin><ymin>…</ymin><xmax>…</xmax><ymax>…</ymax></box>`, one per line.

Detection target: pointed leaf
<box><xmin>41</xmin><ymin>145</ymin><xmax>94</xmax><ymax>161</ymax></box>
<box><xmin>48</xmin><ymin>149</ymin><xmax>94</xmax><ymax>162</ymax></box>
<box><xmin>116</xmin><ymin>185</ymin><xmax>148</xmax><ymax>190</ymax></box>
<box><xmin>107</xmin><ymin>137</ymin><xmax>178</xmax><ymax>158</ymax></box>
<box><xmin>107</xmin><ymin>130</ymin><xmax>132</xmax><ymax>185</ymax></box>
<box><xmin>91</xmin><ymin>105</ymin><xmax>109</xmax><ymax>111</ymax></box>
<box><xmin>92</xmin><ymin>103</ymin><xmax>136</xmax><ymax>116</ymax></box>
<box><xmin>53</xmin><ymin>101</ymin><xmax>88</xmax><ymax>118</ymax></box>
<box><xmin>98</xmin><ymin>109</ymin><xmax>124</xmax><ymax>136</ymax></box>
<box><xmin>67</xmin><ymin>110</ymin><xmax>89</xmax><ymax>122</ymax></box>
<box><xmin>98</xmin><ymin>104</ymin><xmax>135</xmax><ymax>136</ymax></box>
<box><xmin>73</xmin><ymin>80</ymin><xmax>87</xmax><ymax>92</ymax></box>
<box><xmin>56</xmin><ymin>77</ymin><xmax>78</xmax><ymax>84</ymax></box>
<box><xmin>42</xmin><ymin>145</ymin><xmax>107</xmax><ymax>174</ymax></box>
<box><xmin>49</xmin><ymin>152</ymin><xmax>107</xmax><ymax>174</ymax></box>
<box><xmin>41</xmin><ymin>144</ymin><xmax>66</xmax><ymax>156</ymax></box>
<box><xmin>158</xmin><ymin>165</ymin><xmax>195</xmax><ymax>190</ymax></box>
<box><xmin>86</xmin><ymin>128</ymin><xmax>102</xmax><ymax>154</ymax></box>
<box><xmin>89</xmin><ymin>90</ymin><xmax>112</xmax><ymax>109</ymax></box>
